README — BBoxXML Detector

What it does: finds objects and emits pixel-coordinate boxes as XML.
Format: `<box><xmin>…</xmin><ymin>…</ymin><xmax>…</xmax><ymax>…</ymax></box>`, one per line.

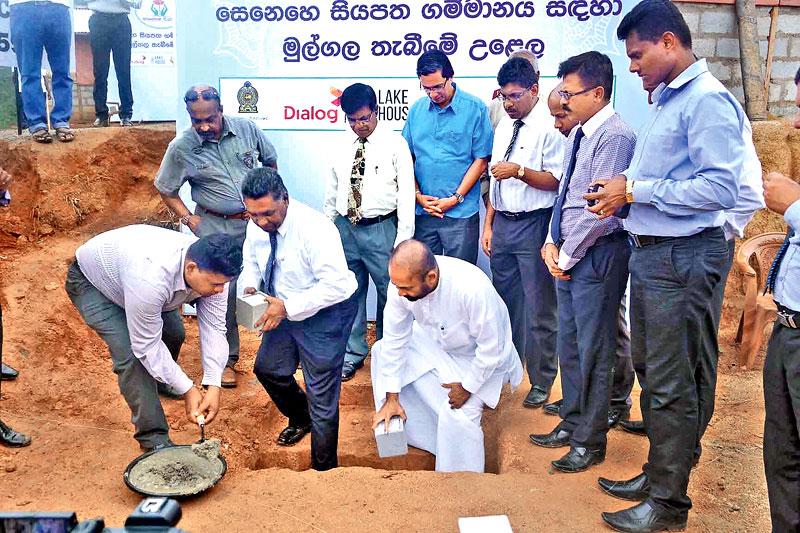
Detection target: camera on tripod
<box><xmin>0</xmin><ymin>497</ymin><xmax>187</xmax><ymax>533</ymax></box>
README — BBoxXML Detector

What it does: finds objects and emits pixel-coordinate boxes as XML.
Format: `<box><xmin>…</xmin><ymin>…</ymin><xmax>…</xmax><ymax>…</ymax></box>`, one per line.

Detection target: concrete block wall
<box><xmin>676</xmin><ymin>2</ymin><xmax>799</xmax><ymax>118</ymax></box>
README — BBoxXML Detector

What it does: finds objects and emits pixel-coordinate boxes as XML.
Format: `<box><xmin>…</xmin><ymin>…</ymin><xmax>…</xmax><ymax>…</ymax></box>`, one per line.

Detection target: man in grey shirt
<box><xmin>87</xmin><ymin>0</ymin><xmax>142</xmax><ymax>127</ymax></box>
<box><xmin>155</xmin><ymin>85</ymin><xmax>278</xmax><ymax>388</ymax></box>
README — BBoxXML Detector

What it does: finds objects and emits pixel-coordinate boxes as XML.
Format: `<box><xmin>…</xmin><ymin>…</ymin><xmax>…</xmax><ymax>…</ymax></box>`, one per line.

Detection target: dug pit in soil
<box><xmin>127</xmin><ymin>445</ymin><xmax>225</xmax><ymax>496</ymax></box>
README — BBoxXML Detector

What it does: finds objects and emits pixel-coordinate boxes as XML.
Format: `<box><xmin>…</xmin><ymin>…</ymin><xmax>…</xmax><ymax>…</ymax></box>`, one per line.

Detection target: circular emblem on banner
<box><xmin>237</xmin><ymin>82</ymin><xmax>259</xmax><ymax>114</ymax></box>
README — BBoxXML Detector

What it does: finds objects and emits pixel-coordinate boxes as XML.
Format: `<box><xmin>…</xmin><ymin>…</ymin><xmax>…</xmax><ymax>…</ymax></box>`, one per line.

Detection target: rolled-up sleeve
<box><xmin>633</xmin><ymin>92</ymin><xmax>743</xmax><ymax>214</ymax></box>
<box><xmin>541</xmin><ymin>129</ymin><xmax>566</xmax><ymax>179</ymax></box>
<box><xmin>256</xmin><ymin>128</ymin><xmax>278</xmax><ymax>168</ymax></box>
<box><xmin>196</xmin><ymin>286</ymin><xmax>230</xmax><ymax>387</ymax></box>
<box><xmin>123</xmin><ymin>280</ymin><xmax>194</xmax><ymax>394</ymax></box>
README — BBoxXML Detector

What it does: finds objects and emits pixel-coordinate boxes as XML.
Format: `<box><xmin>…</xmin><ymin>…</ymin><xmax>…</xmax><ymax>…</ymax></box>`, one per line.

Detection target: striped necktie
<box><xmin>263</xmin><ymin>231</ymin><xmax>278</xmax><ymax>296</ymax></box>
<box><xmin>496</xmin><ymin>119</ymin><xmax>524</xmax><ymax>204</ymax></box>
<box><xmin>765</xmin><ymin>230</ymin><xmax>794</xmax><ymax>294</ymax></box>
<box><xmin>549</xmin><ymin>127</ymin><xmax>585</xmax><ymax>244</ymax></box>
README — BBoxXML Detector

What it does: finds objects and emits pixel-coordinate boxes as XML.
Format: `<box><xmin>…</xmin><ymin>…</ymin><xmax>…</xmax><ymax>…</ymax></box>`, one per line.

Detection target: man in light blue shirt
<box><xmin>402</xmin><ymin>50</ymin><xmax>493</xmax><ymax>264</ymax></box>
<box><xmin>586</xmin><ymin>1</ymin><xmax>744</xmax><ymax>531</ymax></box>
<box><xmin>761</xmin><ymin>67</ymin><xmax>800</xmax><ymax>533</ymax></box>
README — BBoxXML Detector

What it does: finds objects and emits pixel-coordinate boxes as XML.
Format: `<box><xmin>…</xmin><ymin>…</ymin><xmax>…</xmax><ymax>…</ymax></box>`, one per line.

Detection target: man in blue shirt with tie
<box><xmin>761</xmin><ymin>67</ymin><xmax>800</xmax><ymax>533</ymax></box>
<box><xmin>586</xmin><ymin>1</ymin><xmax>744</xmax><ymax>530</ymax></box>
<box><xmin>403</xmin><ymin>50</ymin><xmax>494</xmax><ymax>264</ymax></box>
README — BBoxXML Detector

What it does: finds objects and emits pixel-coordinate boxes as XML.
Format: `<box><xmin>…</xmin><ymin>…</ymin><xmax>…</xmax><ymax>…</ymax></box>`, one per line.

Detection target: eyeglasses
<box><xmin>498</xmin><ymin>88</ymin><xmax>530</xmax><ymax>102</ymax></box>
<box><xmin>184</xmin><ymin>88</ymin><xmax>221</xmax><ymax>104</ymax></box>
<box><xmin>346</xmin><ymin>111</ymin><xmax>374</xmax><ymax>126</ymax></box>
<box><xmin>557</xmin><ymin>87</ymin><xmax>596</xmax><ymax>100</ymax></box>
<box><xmin>420</xmin><ymin>78</ymin><xmax>450</xmax><ymax>94</ymax></box>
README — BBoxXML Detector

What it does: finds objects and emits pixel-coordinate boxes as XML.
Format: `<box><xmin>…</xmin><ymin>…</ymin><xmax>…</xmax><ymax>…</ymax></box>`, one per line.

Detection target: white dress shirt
<box><xmin>489</xmin><ymin>105</ymin><xmax>565</xmax><ymax>213</ymax></box>
<box><xmin>324</xmin><ymin>124</ymin><xmax>416</xmax><ymax>246</ymax></box>
<box><xmin>75</xmin><ymin>225</ymin><xmax>229</xmax><ymax>394</ymax></box>
<box><xmin>722</xmin><ymin>121</ymin><xmax>765</xmax><ymax>240</ymax></box>
<box><xmin>376</xmin><ymin>256</ymin><xmax>522</xmax><ymax>408</ymax></box>
<box><xmin>239</xmin><ymin>200</ymin><xmax>357</xmax><ymax>321</ymax></box>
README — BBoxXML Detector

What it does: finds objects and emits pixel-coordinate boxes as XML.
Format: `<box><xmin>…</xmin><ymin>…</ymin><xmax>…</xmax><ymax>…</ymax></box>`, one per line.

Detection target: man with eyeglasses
<box><xmin>239</xmin><ymin>168</ymin><xmax>357</xmax><ymax>470</ymax></box>
<box><xmin>531</xmin><ymin>52</ymin><xmax>635</xmax><ymax>476</ymax></box>
<box><xmin>586</xmin><ymin>1</ymin><xmax>745</xmax><ymax>530</ymax></box>
<box><xmin>481</xmin><ymin>57</ymin><xmax>562</xmax><ymax>410</ymax></box>
<box><xmin>324</xmin><ymin>83</ymin><xmax>415</xmax><ymax>382</ymax></box>
<box><xmin>154</xmin><ymin>84</ymin><xmax>278</xmax><ymax>389</ymax></box>
<box><xmin>402</xmin><ymin>49</ymin><xmax>493</xmax><ymax>265</ymax></box>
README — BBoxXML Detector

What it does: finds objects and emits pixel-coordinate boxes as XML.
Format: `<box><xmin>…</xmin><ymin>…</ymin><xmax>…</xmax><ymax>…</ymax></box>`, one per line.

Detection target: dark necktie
<box><xmin>348</xmin><ymin>138</ymin><xmax>366</xmax><ymax>224</ymax></box>
<box><xmin>765</xmin><ymin>230</ymin><xmax>794</xmax><ymax>294</ymax></box>
<box><xmin>549</xmin><ymin>127</ymin><xmax>585</xmax><ymax>244</ymax></box>
<box><xmin>497</xmin><ymin>119</ymin><xmax>524</xmax><ymax>202</ymax></box>
<box><xmin>263</xmin><ymin>231</ymin><xmax>278</xmax><ymax>296</ymax></box>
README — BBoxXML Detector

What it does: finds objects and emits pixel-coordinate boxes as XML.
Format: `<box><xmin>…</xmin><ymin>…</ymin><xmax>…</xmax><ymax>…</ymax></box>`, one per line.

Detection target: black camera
<box><xmin>0</xmin><ymin>497</ymin><xmax>187</xmax><ymax>533</ymax></box>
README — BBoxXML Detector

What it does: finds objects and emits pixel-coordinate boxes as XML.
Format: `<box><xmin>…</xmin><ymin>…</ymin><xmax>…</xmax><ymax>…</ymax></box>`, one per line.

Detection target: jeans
<box><xmin>89</xmin><ymin>12</ymin><xmax>133</xmax><ymax>120</ymax></box>
<box><xmin>630</xmin><ymin>228</ymin><xmax>728</xmax><ymax>517</ymax></box>
<box><xmin>10</xmin><ymin>2</ymin><xmax>73</xmax><ymax>133</ymax></box>
<box><xmin>414</xmin><ymin>212</ymin><xmax>480</xmax><ymax>265</ymax></box>
<box><xmin>65</xmin><ymin>261</ymin><xmax>184</xmax><ymax>449</ymax></box>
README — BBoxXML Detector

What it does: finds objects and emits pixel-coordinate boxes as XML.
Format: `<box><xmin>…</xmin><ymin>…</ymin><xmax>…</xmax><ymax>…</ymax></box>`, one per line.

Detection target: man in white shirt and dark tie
<box><xmin>482</xmin><ymin>57</ymin><xmax>563</xmax><ymax>409</ymax></box>
<box><xmin>239</xmin><ymin>167</ymin><xmax>358</xmax><ymax>471</ymax></box>
<box><xmin>325</xmin><ymin>83</ymin><xmax>415</xmax><ymax>382</ymax></box>
<box><xmin>65</xmin><ymin>226</ymin><xmax>242</xmax><ymax>451</ymax></box>
<box><xmin>371</xmin><ymin>240</ymin><xmax>523</xmax><ymax>472</ymax></box>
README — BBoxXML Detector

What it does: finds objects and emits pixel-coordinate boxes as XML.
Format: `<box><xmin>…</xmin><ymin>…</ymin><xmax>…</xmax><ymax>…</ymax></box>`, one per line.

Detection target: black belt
<box><xmin>497</xmin><ymin>206</ymin><xmax>551</xmax><ymax>221</ymax></box>
<box><xmin>200</xmin><ymin>206</ymin><xmax>249</xmax><ymax>220</ymax></box>
<box><xmin>354</xmin><ymin>210</ymin><xmax>396</xmax><ymax>227</ymax></box>
<box><xmin>557</xmin><ymin>230</ymin><xmax>627</xmax><ymax>249</ymax></box>
<box><xmin>629</xmin><ymin>227</ymin><xmax>721</xmax><ymax>249</ymax></box>
<box><xmin>777</xmin><ymin>303</ymin><xmax>800</xmax><ymax>329</ymax></box>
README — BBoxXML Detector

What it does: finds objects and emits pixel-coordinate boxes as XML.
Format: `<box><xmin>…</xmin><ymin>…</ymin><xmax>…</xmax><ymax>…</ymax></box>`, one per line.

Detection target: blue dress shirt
<box><xmin>402</xmin><ymin>83</ymin><xmax>493</xmax><ymax>218</ymax></box>
<box><xmin>622</xmin><ymin>59</ymin><xmax>744</xmax><ymax>237</ymax></box>
<box><xmin>775</xmin><ymin>200</ymin><xmax>800</xmax><ymax>312</ymax></box>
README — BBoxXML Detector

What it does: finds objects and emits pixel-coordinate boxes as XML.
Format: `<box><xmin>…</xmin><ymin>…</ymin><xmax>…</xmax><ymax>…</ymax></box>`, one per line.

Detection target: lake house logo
<box><xmin>237</xmin><ymin>82</ymin><xmax>259</xmax><ymax>113</ymax></box>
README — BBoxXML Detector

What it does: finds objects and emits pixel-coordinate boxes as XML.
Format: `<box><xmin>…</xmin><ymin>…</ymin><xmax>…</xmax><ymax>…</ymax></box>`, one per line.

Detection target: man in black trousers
<box><xmin>87</xmin><ymin>0</ymin><xmax>141</xmax><ymax>127</ymax></box>
<box><xmin>239</xmin><ymin>167</ymin><xmax>358</xmax><ymax>471</ymax></box>
<box><xmin>0</xmin><ymin>166</ymin><xmax>31</xmax><ymax>448</ymax></box>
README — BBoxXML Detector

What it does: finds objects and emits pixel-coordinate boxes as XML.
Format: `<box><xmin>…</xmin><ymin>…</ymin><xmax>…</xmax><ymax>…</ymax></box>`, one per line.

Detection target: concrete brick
<box><xmin>769</xmin><ymin>82</ymin><xmax>783</xmax><ymax>102</ymax></box>
<box><xmin>729</xmin><ymin>84</ymin><xmax>745</xmax><ymax>103</ymax></box>
<box><xmin>709</xmin><ymin>61</ymin><xmax>732</xmax><ymax>81</ymax></box>
<box><xmin>786</xmin><ymin>80</ymin><xmax>799</xmax><ymax>100</ymax></box>
<box><xmin>701</xmin><ymin>10</ymin><xmax>737</xmax><ymax>34</ymax></box>
<box><xmin>682</xmin><ymin>12</ymin><xmax>701</xmax><ymax>35</ymax></box>
<box><xmin>778</xmin><ymin>15</ymin><xmax>800</xmax><ymax>36</ymax></box>
<box><xmin>768</xmin><ymin>37</ymin><xmax>790</xmax><ymax>58</ymax></box>
<box><xmin>716</xmin><ymin>38</ymin><xmax>741</xmax><ymax>59</ymax></box>
<box><xmin>694</xmin><ymin>38</ymin><xmax>716</xmax><ymax>58</ymax></box>
<box><xmin>771</xmin><ymin>60</ymin><xmax>800</xmax><ymax>78</ymax></box>
<box><xmin>758</xmin><ymin>16</ymin><xmax>772</xmax><ymax>39</ymax></box>
<box><xmin>790</xmin><ymin>37</ymin><xmax>800</xmax><ymax>57</ymax></box>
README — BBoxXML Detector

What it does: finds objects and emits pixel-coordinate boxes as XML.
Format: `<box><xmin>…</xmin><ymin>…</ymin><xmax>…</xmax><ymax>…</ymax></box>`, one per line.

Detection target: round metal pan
<box><xmin>123</xmin><ymin>444</ymin><xmax>227</xmax><ymax>498</ymax></box>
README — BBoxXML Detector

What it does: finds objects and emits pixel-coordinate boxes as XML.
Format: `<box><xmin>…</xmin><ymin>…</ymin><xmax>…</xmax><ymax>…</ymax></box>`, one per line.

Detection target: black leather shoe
<box><xmin>601</xmin><ymin>501</ymin><xmax>687</xmax><ymax>532</ymax></box>
<box><xmin>523</xmin><ymin>386</ymin><xmax>550</xmax><ymax>408</ymax></box>
<box><xmin>543</xmin><ymin>399</ymin><xmax>562</xmax><ymax>416</ymax></box>
<box><xmin>120</xmin><ymin>118</ymin><xmax>134</xmax><ymax>127</ymax></box>
<box><xmin>92</xmin><ymin>117</ymin><xmax>109</xmax><ymax>127</ymax></box>
<box><xmin>598</xmin><ymin>471</ymin><xmax>650</xmax><ymax>501</ymax></box>
<box><xmin>341</xmin><ymin>360</ymin><xmax>363</xmax><ymax>382</ymax></box>
<box><xmin>608</xmin><ymin>407</ymin><xmax>631</xmax><ymax>429</ymax></box>
<box><xmin>529</xmin><ymin>427</ymin><xmax>571</xmax><ymax>448</ymax></box>
<box><xmin>277</xmin><ymin>424</ymin><xmax>311</xmax><ymax>446</ymax></box>
<box><xmin>620</xmin><ymin>419</ymin><xmax>647</xmax><ymax>436</ymax></box>
<box><xmin>1</xmin><ymin>363</ymin><xmax>19</xmax><ymax>381</ymax></box>
<box><xmin>0</xmin><ymin>420</ymin><xmax>31</xmax><ymax>447</ymax></box>
<box><xmin>552</xmin><ymin>446</ymin><xmax>605</xmax><ymax>473</ymax></box>
<box><xmin>157</xmin><ymin>382</ymin><xmax>183</xmax><ymax>399</ymax></box>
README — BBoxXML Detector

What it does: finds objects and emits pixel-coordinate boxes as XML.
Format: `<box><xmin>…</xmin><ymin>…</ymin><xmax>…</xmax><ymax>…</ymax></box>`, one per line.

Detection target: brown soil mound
<box><xmin>0</xmin><ymin>125</ymin><xmax>775</xmax><ymax>532</ymax></box>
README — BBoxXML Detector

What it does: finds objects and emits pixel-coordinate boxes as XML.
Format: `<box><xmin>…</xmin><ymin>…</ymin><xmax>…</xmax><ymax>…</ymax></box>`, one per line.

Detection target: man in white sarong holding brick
<box><xmin>371</xmin><ymin>239</ymin><xmax>522</xmax><ymax>472</ymax></box>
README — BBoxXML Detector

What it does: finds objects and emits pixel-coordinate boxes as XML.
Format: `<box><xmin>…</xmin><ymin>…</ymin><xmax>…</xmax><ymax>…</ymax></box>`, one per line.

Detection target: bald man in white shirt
<box><xmin>371</xmin><ymin>240</ymin><xmax>523</xmax><ymax>472</ymax></box>
<box><xmin>240</xmin><ymin>167</ymin><xmax>358</xmax><ymax>471</ymax></box>
<box><xmin>65</xmin><ymin>226</ymin><xmax>242</xmax><ymax>451</ymax></box>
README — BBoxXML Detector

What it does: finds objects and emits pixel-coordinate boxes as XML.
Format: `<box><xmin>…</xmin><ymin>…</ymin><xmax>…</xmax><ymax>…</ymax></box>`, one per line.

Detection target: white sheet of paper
<box><xmin>458</xmin><ymin>515</ymin><xmax>513</xmax><ymax>533</ymax></box>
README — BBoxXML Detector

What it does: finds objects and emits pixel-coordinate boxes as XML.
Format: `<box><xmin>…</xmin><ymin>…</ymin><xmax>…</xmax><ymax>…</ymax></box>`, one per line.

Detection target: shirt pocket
<box><xmin>236</xmin><ymin>149</ymin><xmax>260</xmax><ymax>170</ymax></box>
<box><xmin>438</xmin><ymin>129</ymin><xmax>468</xmax><ymax>159</ymax></box>
<box><xmin>645</xmin><ymin>134</ymin><xmax>680</xmax><ymax>180</ymax></box>
<box><xmin>437</xmin><ymin>320</ymin><xmax>470</xmax><ymax>349</ymax></box>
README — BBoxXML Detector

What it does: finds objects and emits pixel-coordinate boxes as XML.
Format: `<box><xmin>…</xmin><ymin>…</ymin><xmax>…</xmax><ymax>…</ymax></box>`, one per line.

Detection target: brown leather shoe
<box><xmin>222</xmin><ymin>366</ymin><xmax>238</xmax><ymax>388</ymax></box>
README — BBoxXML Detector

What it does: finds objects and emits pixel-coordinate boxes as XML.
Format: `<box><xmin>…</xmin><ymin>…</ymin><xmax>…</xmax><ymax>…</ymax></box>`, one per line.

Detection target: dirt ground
<box><xmin>0</xmin><ymin>123</ymin><xmax>789</xmax><ymax>532</ymax></box>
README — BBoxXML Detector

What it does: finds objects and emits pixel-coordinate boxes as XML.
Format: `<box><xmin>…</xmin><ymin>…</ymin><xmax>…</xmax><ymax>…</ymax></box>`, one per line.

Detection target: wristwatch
<box><xmin>452</xmin><ymin>192</ymin><xmax>464</xmax><ymax>203</ymax></box>
<box><xmin>625</xmin><ymin>180</ymin><xmax>635</xmax><ymax>204</ymax></box>
<box><xmin>517</xmin><ymin>164</ymin><xmax>525</xmax><ymax>178</ymax></box>
<box><xmin>180</xmin><ymin>214</ymin><xmax>192</xmax><ymax>226</ymax></box>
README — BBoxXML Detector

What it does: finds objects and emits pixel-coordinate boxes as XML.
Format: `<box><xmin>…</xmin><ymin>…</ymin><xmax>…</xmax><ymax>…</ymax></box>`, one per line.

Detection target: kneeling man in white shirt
<box><xmin>371</xmin><ymin>239</ymin><xmax>523</xmax><ymax>472</ymax></box>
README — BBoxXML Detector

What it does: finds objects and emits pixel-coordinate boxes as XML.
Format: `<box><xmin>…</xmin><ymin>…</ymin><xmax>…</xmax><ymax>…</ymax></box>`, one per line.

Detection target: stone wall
<box><xmin>675</xmin><ymin>2</ymin><xmax>799</xmax><ymax>118</ymax></box>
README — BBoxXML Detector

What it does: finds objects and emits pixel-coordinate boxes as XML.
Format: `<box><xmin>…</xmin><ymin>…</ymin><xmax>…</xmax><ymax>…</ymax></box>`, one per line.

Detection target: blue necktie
<box><xmin>550</xmin><ymin>127</ymin><xmax>585</xmax><ymax>244</ymax></box>
<box><xmin>765</xmin><ymin>230</ymin><xmax>794</xmax><ymax>294</ymax></box>
<box><xmin>263</xmin><ymin>231</ymin><xmax>278</xmax><ymax>296</ymax></box>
